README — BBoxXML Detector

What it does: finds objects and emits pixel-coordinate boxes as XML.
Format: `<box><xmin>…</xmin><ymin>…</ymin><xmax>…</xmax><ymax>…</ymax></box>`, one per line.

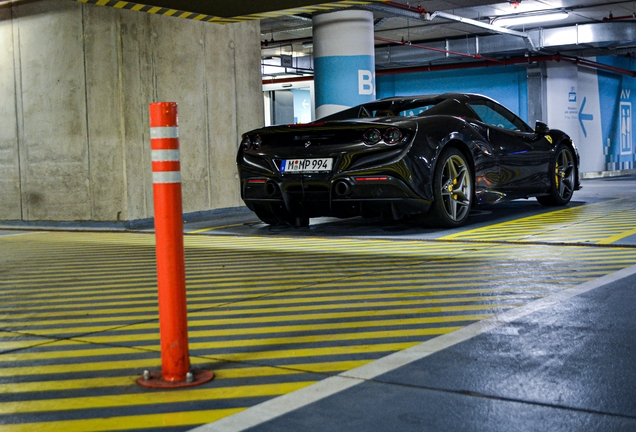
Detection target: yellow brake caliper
<box><xmin>450</xmin><ymin>178</ymin><xmax>457</xmax><ymax>200</ymax></box>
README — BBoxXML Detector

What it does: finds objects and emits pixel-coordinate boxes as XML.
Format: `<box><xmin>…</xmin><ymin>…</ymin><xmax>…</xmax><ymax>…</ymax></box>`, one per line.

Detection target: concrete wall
<box><xmin>0</xmin><ymin>1</ymin><xmax>263</xmax><ymax>222</ymax></box>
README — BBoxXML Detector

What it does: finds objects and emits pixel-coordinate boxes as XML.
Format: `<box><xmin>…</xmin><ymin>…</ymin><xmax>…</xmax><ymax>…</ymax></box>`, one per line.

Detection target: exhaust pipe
<box><xmin>265</xmin><ymin>180</ymin><xmax>280</xmax><ymax>197</ymax></box>
<box><xmin>334</xmin><ymin>180</ymin><xmax>352</xmax><ymax>197</ymax></box>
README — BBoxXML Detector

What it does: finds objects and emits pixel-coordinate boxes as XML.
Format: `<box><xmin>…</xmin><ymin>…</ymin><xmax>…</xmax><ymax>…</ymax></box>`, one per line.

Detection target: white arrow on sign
<box><xmin>302</xmin><ymin>99</ymin><xmax>309</xmax><ymax>110</ymax></box>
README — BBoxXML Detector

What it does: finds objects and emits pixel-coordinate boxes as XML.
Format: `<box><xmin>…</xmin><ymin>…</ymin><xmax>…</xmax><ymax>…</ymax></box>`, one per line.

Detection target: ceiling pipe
<box><xmin>375</xmin><ymin>55</ymin><xmax>556</xmax><ymax>75</ymax></box>
<box><xmin>261</xmin><ymin>36</ymin><xmax>312</xmax><ymax>48</ymax></box>
<box><xmin>262</xmin><ymin>53</ymin><xmax>636</xmax><ymax>85</ymax></box>
<box><xmin>374</xmin><ymin>36</ymin><xmax>503</xmax><ymax>63</ymax></box>
<box><xmin>603</xmin><ymin>12</ymin><xmax>636</xmax><ymax>21</ymax></box>
<box><xmin>559</xmin><ymin>55</ymin><xmax>636</xmax><ymax>77</ymax></box>
<box><xmin>262</xmin><ymin>76</ymin><xmax>312</xmax><ymax>85</ymax></box>
<box><xmin>375</xmin><ymin>54</ymin><xmax>636</xmax><ymax>77</ymax></box>
<box><xmin>426</xmin><ymin>10</ymin><xmax>537</xmax><ymax>51</ymax></box>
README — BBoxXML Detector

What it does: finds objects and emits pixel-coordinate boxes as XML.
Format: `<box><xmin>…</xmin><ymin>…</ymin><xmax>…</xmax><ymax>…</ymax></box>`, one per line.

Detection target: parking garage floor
<box><xmin>1</xmin><ymin>175</ymin><xmax>636</xmax><ymax>431</ymax></box>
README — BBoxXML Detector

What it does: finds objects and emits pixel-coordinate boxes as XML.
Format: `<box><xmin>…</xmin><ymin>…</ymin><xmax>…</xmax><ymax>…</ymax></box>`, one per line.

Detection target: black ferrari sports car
<box><xmin>237</xmin><ymin>93</ymin><xmax>580</xmax><ymax>227</ymax></box>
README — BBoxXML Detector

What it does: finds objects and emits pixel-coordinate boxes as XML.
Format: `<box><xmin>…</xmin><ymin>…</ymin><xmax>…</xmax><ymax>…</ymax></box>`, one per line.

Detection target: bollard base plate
<box><xmin>137</xmin><ymin>369</ymin><xmax>214</xmax><ymax>389</ymax></box>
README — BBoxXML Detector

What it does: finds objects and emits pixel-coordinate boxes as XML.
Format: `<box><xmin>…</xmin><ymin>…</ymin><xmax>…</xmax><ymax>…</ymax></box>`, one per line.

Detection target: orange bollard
<box><xmin>138</xmin><ymin>102</ymin><xmax>213</xmax><ymax>389</ymax></box>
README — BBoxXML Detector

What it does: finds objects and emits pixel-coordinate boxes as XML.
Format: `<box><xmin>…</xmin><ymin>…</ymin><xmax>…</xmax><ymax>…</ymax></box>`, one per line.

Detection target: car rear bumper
<box><xmin>242</xmin><ymin>175</ymin><xmax>431</xmax><ymax>219</ymax></box>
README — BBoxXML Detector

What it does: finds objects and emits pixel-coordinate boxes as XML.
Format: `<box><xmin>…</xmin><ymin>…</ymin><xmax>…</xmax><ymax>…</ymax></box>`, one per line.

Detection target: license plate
<box><xmin>280</xmin><ymin>158</ymin><xmax>333</xmax><ymax>173</ymax></box>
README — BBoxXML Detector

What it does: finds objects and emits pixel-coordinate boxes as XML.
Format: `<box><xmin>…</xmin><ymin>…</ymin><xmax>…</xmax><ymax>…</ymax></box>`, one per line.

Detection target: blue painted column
<box><xmin>313</xmin><ymin>9</ymin><xmax>376</xmax><ymax>119</ymax></box>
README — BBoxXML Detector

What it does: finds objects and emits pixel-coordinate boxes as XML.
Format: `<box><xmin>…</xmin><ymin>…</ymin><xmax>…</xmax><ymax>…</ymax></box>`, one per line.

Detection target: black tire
<box><xmin>426</xmin><ymin>147</ymin><xmax>473</xmax><ymax>227</ymax></box>
<box><xmin>537</xmin><ymin>144</ymin><xmax>576</xmax><ymax>206</ymax></box>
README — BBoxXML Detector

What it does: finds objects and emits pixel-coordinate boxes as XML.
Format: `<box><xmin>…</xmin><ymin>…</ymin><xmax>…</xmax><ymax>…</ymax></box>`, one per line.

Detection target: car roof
<box><xmin>375</xmin><ymin>93</ymin><xmax>489</xmax><ymax>104</ymax></box>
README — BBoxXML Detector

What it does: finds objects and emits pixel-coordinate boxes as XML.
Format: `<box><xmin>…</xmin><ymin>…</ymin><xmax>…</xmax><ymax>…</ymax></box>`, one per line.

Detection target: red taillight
<box><xmin>355</xmin><ymin>176</ymin><xmax>389</xmax><ymax>181</ymax></box>
<box><xmin>247</xmin><ymin>179</ymin><xmax>267</xmax><ymax>184</ymax></box>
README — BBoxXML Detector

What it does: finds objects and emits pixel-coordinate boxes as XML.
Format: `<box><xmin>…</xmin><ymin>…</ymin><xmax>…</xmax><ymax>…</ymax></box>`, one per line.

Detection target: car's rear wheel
<box><xmin>537</xmin><ymin>144</ymin><xmax>576</xmax><ymax>206</ymax></box>
<box><xmin>427</xmin><ymin>147</ymin><xmax>473</xmax><ymax>227</ymax></box>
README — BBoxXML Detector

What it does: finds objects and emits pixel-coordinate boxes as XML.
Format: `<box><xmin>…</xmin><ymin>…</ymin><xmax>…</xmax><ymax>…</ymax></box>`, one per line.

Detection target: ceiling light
<box><xmin>493</xmin><ymin>11</ymin><xmax>568</xmax><ymax>27</ymax></box>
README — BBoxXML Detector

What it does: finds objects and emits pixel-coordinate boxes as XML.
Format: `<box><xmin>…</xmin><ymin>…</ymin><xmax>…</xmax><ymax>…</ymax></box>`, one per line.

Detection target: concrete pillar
<box><xmin>0</xmin><ymin>1</ymin><xmax>263</xmax><ymax>224</ymax></box>
<box><xmin>313</xmin><ymin>9</ymin><xmax>375</xmax><ymax>119</ymax></box>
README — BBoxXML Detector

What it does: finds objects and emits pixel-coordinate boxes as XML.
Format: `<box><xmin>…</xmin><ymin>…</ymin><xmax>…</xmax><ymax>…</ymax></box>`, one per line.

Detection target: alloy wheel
<box><xmin>440</xmin><ymin>154</ymin><xmax>472</xmax><ymax>222</ymax></box>
<box><xmin>555</xmin><ymin>148</ymin><xmax>575</xmax><ymax>200</ymax></box>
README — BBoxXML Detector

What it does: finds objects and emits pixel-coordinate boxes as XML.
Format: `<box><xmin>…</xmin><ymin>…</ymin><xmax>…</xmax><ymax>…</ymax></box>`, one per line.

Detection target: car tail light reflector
<box><xmin>247</xmin><ymin>179</ymin><xmax>267</xmax><ymax>184</ymax></box>
<box><xmin>241</xmin><ymin>134</ymin><xmax>263</xmax><ymax>151</ymax></box>
<box><xmin>383</xmin><ymin>128</ymin><xmax>403</xmax><ymax>145</ymax></box>
<box><xmin>363</xmin><ymin>128</ymin><xmax>382</xmax><ymax>145</ymax></box>
<box><xmin>355</xmin><ymin>176</ymin><xmax>389</xmax><ymax>181</ymax></box>
<box><xmin>241</xmin><ymin>135</ymin><xmax>252</xmax><ymax>151</ymax></box>
<box><xmin>253</xmin><ymin>135</ymin><xmax>263</xmax><ymax>149</ymax></box>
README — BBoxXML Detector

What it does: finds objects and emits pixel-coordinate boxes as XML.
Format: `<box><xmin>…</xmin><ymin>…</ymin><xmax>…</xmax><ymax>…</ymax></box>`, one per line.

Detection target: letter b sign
<box><xmin>358</xmin><ymin>70</ymin><xmax>375</xmax><ymax>96</ymax></box>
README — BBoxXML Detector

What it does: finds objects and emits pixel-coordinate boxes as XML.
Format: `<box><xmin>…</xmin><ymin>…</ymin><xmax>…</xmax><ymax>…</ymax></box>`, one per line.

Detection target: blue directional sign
<box><xmin>578</xmin><ymin>96</ymin><xmax>593</xmax><ymax>138</ymax></box>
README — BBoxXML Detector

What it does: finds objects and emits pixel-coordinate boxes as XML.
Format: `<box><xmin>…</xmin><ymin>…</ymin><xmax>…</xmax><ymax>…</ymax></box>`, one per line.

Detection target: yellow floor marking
<box><xmin>0</xmin><ymin>381</ymin><xmax>314</xmax><ymax>415</ymax></box>
<box><xmin>5</xmin><ymin>289</ymin><xmax>523</xmax><ymax>320</ymax></box>
<box><xmin>0</xmin><ymin>343</ymin><xmax>414</xmax><ymax>378</ymax></box>
<box><xmin>0</xmin><ymin>339</ymin><xmax>56</xmax><ymax>351</ymax></box>
<box><xmin>80</xmin><ymin>314</ymin><xmax>494</xmax><ymax>345</ymax></box>
<box><xmin>197</xmin><ymin>342</ymin><xmax>419</xmax><ymax>363</ymax></box>
<box><xmin>3</xmin><ymin>230</ymin><xmax>636</xmax><ymax>431</ymax></box>
<box><xmin>0</xmin><ymin>271</ymin><xmax>574</xmax><ymax>301</ymax></box>
<box><xmin>0</xmin><ymin>314</ymin><xmax>493</xmax><ymax>349</ymax></box>
<box><xmin>0</xmin><ymin>298</ymin><xmax>506</xmax><ymax>328</ymax></box>
<box><xmin>0</xmin><ymin>359</ymin><xmax>162</xmax><ymax>378</ymax></box>
<box><xmin>1</xmin><ymin>283</ymin><xmax>530</xmax><ymax>309</ymax></box>
<box><xmin>58</xmin><ymin>232</ymin><xmax>485</xmax><ymax>257</ymax></box>
<box><xmin>440</xmin><ymin>199</ymin><xmax>636</xmax><ymax>245</ymax></box>
<box><xmin>0</xmin><ymin>277</ymin><xmax>501</xmax><ymax>300</ymax></box>
<box><xmin>0</xmin><ymin>360</ymin><xmax>372</xmax><ymax>394</ymax></box>
<box><xmin>0</xmin><ymin>342</ymin><xmax>150</xmax><ymax>362</ymax></box>
<box><xmin>0</xmin><ymin>408</ymin><xmax>246</xmax><ymax>432</ymax></box>
<box><xmin>185</xmin><ymin>326</ymin><xmax>463</xmax><ymax>350</ymax></box>
<box><xmin>2</xmin><ymin>327</ymin><xmax>461</xmax><ymax>362</ymax></box>
<box><xmin>0</xmin><ymin>263</ymin><xmax>618</xmax><ymax>297</ymax></box>
<box><xmin>0</xmin><ymin>332</ymin><xmax>57</xmax><ymax>350</ymax></box>
<box><xmin>0</xmin><ymin>376</ymin><xmax>140</xmax><ymax>394</ymax></box>
<box><xmin>15</xmin><ymin>303</ymin><xmax>520</xmax><ymax>335</ymax></box>
<box><xmin>0</xmin><ymin>359</ymin><xmax>370</xmax><ymax>385</ymax></box>
<box><xmin>188</xmin><ymin>223</ymin><xmax>247</xmax><ymax>233</ymax></box>
<box><xmin>597</xmin><ymin>226</ymin><xmax>636</xmax><ymax>245</ymax></box>
<box><xmin>0</xmin><ymin>278</ymin><xmax>507</xmax><ymax>307</ymax></box>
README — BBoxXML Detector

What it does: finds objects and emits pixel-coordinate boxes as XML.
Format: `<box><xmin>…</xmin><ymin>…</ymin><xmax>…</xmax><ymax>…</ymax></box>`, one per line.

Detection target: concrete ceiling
<box><xmin>75</xmin><ymin>0</ymin><xmax>636</xmax><ymax>77</ymax></box>
<box><xmin>125</xmin><ymin>0</ymin><xmax>376</xmax><ymax>18</ymax></box>
<box><xmin>258</xmin><ymin>0</ymin><xmax>636</xmax><ymax>78</ymax></box>
<box><xmin>76</xmin><ymin>0</ymin><xmax>389</xmax><ymax>24</ymax></box>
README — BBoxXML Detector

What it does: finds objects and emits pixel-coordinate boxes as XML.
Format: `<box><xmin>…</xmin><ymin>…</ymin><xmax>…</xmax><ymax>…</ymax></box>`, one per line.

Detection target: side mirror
<box><xmin>535</xmin><ymin>121</ymin><xmax>549</xmax><ymax>135</ymax></box>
